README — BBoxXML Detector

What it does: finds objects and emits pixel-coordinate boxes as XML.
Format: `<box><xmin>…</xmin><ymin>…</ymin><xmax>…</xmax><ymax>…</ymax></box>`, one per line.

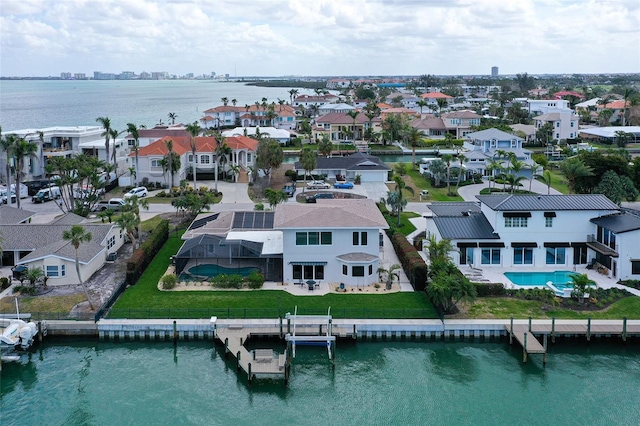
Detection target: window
<box><xmin>296</xmin><ymin>232</ymin><xmax>331</xmax><ymax>245</ymax></box>
<box><xmin>321</xmin><ymin>232</ymin><xmax>332</xmax><ymax>245</ymax></box>
<box><xmin>296</xmin><ymin>232</ymin><xmax>307</xmax><ymax>245</ymax></box>
<box><xmin>107</xmin><ymin>235</ymin><xmax>116</xmax><ymax>249</ymax></box>
<box><xmin>352</xmin><ymin>266</ymin><xmax>365</xmax><ymax>277</ymax></box>
<box><xmin>247</xmin><ymin>153</ymin><xmax>252</xmax><ymax>163</ymax></box>
<box><xmin>304</xmin><ymin>265</ymin><xmax>314</xmax><ymax>279</ymax></box>
<box><xmin>128</xmin><ymin>139</ymin><xmax>135</xmax><ymax>147</ymax></box>
<box><xmin>293</xmin><ymin>265</ymin><xmax>302</xmax><ymax>280</ymax></box>
<box><xmin>459</xmin><ymin>247</ymin><xmax>474</xmax><ymax>265</ymax></box>
<box><xmin>505</xmin><ymin>217</ymin><xmax>528</xmax><ymax>227</ymax></box>
<box><xmin>632</xmin><ymin>261</ymin><xmax>640</xmax><ymax>275</ymax></box>
<box><xmin>342</xmin><ymin>265</ymin><xmax>347</xmax><ymax>275</ymax></box>
<box><xmin>353</xmin><ymin>231</ymin><xmax>367</xmax><ymax>245</ymax></box>
<box><xmin>545</xmin><ymin>217</ymin><xmax>553</xmax><ymax>227</ymax></box>
<box><xmin>556</xmin><ymin>122</ymin><xmax>560</xmax><ymax>128</ymax></box>
<box><xmin>546</xmin><ymin>247</ymin><xmax>566</xmax><ymax>265</ymax></box>
<box><xmin>315</xmin><ymin>265</ymin><xmax>325</xmax><ymax>280</ymax></box>
<box><xmin>151</xmin><ymin>159</ymin><xmax>162</xmax><ymax>168</ymax></box>
<box><xmin>513</xmin><ymin>247</ymin><xmax>533</xmax><ymax>265</ymax></box>
<box><xmin>188</xmin><ymin>154</ymin><xmax>198</xmax><ymax>163</ymax></box>
<box><xmin>200</xmin><ymin>155</ymin><xmax>210</xmax><ymax>164</ymax></box>
<box><xmin>570</xmin><ymin>122</ymin><xmax>574</xmax><ymax>127</ymax></box>
<box><xmin>45</xmin><ymin>265</ymin><xmax>66</xmax><ymax>277</ymax></box>
<box><xmin>555</xmin><ymin>133</ymin><xmax>560</xmax><ymax>139</ymax></box>
<box><xmin>481</xmin><ymin>249</ymin><xmax>500</xmax><ymax>265</ymax></box>
<box><xmin>368</xmin><ymin>265</ymin><xmax>373</xmax><ymax>275</ymax></box>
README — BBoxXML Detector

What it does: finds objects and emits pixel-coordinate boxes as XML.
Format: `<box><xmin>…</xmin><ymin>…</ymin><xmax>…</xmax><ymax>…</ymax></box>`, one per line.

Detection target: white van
<box><xmin>32</xmin><ymin>186</ymin><xmax>61</xmax><ymax>203</ymax></box>
<box><xmin>0</xmin><ymin>187</ymin><xmax>17</xmax><ymax>204</ymax></box>
<box><xmin>10</xmin><ymin>183</ymin><xmax>28</xmax><ymax>199</ymax></box>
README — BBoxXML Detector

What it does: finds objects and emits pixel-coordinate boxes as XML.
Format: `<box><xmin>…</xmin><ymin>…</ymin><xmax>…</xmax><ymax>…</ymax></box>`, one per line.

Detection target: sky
<box><xmin>1</xmin><ymin>0</ymin><xmax>639</xmax><ymax>78</ymax></box>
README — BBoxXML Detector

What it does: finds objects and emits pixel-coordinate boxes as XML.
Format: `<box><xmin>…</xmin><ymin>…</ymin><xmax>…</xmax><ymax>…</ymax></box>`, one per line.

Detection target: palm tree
<box><xmin>436</xmin><ymin>98</ymin><xmax>448</xmax><ymax>116</ymax></box>
<box><xmin>1</xmin><ymin>131</ymin><xmax>16</xmax><ymax>205</ymax></box>
<box><xmin>376</xmin><ymin>264</ymin><xmax>401</xmax><ymax>290</ymax></box>
<box><xmin>96</xmin><ymin>116</ymin><xmax>112</xmax><ymax>162</ymax></box>
<box><xmin>164</xmin><ymin>139</ymin><xmax>180</xmax><ymax>188</ymax></box>
<box><xmin>36</xmin><ymin>130</ymin><xmax>45</xmax><ymax>177</ymax></box>
<box><xmin>441</xmin><ymin>153</ymin><xmax>453</xmax><ymax>196</ymax></box>
<box><xmin>288</xmin><ymin>89</ymin><xmax>299</xmax><ymax>105</ymax></box>
<box><xmin>528</xmin><ymin>164</ymin><xmax>543</xmax><ymax>192</ymax></box>
<box><xmin>317</xmin><ymin>134</ymin><xmax>333</xmax><ymax>157</ymax></box>
<box><xmin>168</xmin><ymin>112</ymin><xmax>177</xmax><ymax>125</ymax></box>
<box><xmin>62</xmin><ymin>225</ymin><xmax>94</xmax><ymax>310</ymax></box>
<box><xmin>424</xmin><ymin>235</ymin><xmax>454</xmax><ymax>264</ymax></box>
<box><xmin>212</xmin><ymin>132</ymin><xmax>231</xmax><ymax>192</ymax></box>
<box><xmin>417</xmin><ymin>99</ymin><xmax>428</xmax><ymax>115</ymax></box>
<box><xmin>542</xmin><ymin>169</ymin><xmax>553</xmax><ymax>195</ymax></box>
<box><xmin>13</xmin><ymin>137</ymin><xmax>39</xmax><ymax>208</ymax></box>
<box><xmin>392</xmin><ymin>175</ymin><xmax>414</xmax><ymax>226</ymax></box>
<box><xmin>231</xmin><ymin>99</ymin><xmax>237</xmax><ymax>106</ymax></box>
<box><xmin>126</xmin><ymin>123</ymin><xmax>141</xmax><ymax>187</ymax></box>
<box><xmin>559</xmin><ymin>157</ymin><xmax>594</xmax><ymax>194</ymax></box>
<box><xmin>221</xmin><ymin>97</ymin><xmax>229</xmax><ymax>106</ymax></box>
<box><xmin>346</xmin><ymin>110</ymin><xmax>360</xmax><ymax>142</ymax></box>
<box><xmin>407</xmin><ymin>127</ymin><xmax>426</xmax><ymax>167</ymax></box>
<box><xmin>108</xmin><ymin>128</ymin><xmax>123</xmax><ymax>170</ymax></box>
<box><xmin>299</xmin><ymin>147</ymin><xmax>317</xmax><ymax>193</ymax></box>
<box><xmin>455</xmin><ymin>153</ymin><xmax>468</xmax><ymax>190</ymax></box>
<box><xmin>569</xmin><ymin>273</ymin><xmax>596</xmax><ymax>304</ymax></box>
<box><xmin>186</xmin><ymin>121</ymin><xmax>201</xmax><ymax>190</ymax></box>
<box><xmin>116</xmin><ymin>211</ymin><xmax>140</xmax><ymax>251</ymax></box>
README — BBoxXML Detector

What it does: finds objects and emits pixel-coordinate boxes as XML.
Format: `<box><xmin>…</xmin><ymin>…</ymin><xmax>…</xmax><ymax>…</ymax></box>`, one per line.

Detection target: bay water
<box><xmin>2</xmin><ymin>339</ymin><xmax>639</xmax><ymax>425</ymax></box>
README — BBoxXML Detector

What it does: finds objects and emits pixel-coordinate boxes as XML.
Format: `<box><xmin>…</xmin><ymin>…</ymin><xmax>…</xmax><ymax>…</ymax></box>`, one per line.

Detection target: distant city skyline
<box><xmin>1</xmin><ymin>0</ymin><xmax>639</xmax><ymax>78</ymax></box>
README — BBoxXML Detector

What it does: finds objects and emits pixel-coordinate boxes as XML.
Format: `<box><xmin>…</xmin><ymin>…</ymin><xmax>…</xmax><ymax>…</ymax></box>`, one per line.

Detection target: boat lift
<box><xmin>285</xmin><ymin>306</ymin><xmax>336</xmax><ymax>362</ymax></box>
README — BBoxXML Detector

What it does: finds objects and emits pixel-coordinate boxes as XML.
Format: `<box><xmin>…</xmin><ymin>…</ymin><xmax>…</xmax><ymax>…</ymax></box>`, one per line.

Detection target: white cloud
<box><xmin>1</xmin><ymin>0</ymin><xmax>638</xmax><ymax>76</ymax></box>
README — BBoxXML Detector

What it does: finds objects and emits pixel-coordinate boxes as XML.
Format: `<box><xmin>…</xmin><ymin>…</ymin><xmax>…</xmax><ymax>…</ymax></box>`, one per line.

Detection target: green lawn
<box><xmin>110</xmin><ymin>231</ymin><xmax>437</xmax><ymax>319</ymax></box>
<box><xmin>405</xmin><ymin>168</ymin><xmax>464</xmax><ymax>201</ymax></box>
<box><xmin>536</xmin><ymin>169</ymin><xmax>569</xmax><ymax>194</ymax></box>
<box><xmin>462</xmin><ymin>297</ymin><xmax>640</xmax><ymax>320</ymax></box>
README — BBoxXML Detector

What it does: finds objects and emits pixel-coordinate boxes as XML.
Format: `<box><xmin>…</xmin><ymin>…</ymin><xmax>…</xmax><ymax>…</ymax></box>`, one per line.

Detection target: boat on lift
<box><xmin>0</xmin><ymin>299</ymin><xmax>38</xmax><ymax>350</ymax></box>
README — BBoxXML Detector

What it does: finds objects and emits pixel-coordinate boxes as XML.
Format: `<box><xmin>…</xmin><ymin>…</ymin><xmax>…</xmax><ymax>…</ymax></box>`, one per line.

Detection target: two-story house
<box><xmin>441</xmin><ymin>110</ymin><xmax>482</xmax><ymax>139</ymax></box>
<box><xmin>424</xmin><ymin>195</ymin><xmax>640</xmax><ymax>281</ymax></box>
<box><xmin>313</xmin><ymin>113</ymin><xmax>381</xmax><ymax>144</ymax></box>
<box><xmin>533</xmin><ymin>110</ymin><xmax>580</xmax><ymax>141</ymax></box>
<box><xmin>462</xmin><ymin>128</ymin><xmax>535</xmax><ymax>178</ymax></box>
<box><xmin>276</xmin><ymin>199</ymin><xmax>388</xmax><ymax>287</ymax></box>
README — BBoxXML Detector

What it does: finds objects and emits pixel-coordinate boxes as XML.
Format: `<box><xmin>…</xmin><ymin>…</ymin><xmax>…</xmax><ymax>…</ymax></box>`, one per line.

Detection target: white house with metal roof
<box><xmin>462</xmin><ymin>128</ymin><xmax>535</xmax><ymax>178</ymax></box>
<box><xmin>425</xmin><ymin>195</ymin><xmax>640</xmax><ymax>281</ymax></box>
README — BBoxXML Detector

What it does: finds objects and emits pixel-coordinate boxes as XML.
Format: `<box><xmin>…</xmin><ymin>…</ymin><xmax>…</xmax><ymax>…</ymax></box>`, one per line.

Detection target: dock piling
<box><xmin>224</xmin><ymin>337</ymin><xmax>229</xmax><ymax>358</ymax></box>
<box><xmin>551</xmin><ymin>317</ymin><xmax>556</xmax><ymax>343</ymax></box>
<box><xmin>587</xmin><ymin>317</ymin><xmax>591</xmax><ymax>343</ymax></box>
<box><xmin>523</xmin><ymin>333</ymin><xmax>528</xmax><ymax>363</ymax></box>
<box><xmin>528</xmin><ymin>317</ymin><xmax>532</xmax><ymax>333</ymax></box>
<box><xmin>623</xmin><ymin>317</ymin><xmax>627</xmax><ymax>342</ymax></box>
<box><xmin>236</xmin><ymin>351</ymin><xmax>241</xmax><ymax>372</ymax></box>
<box><xmin>248</xmin><ymin>363</ymin><xmax>252</xmax><ymax>386</ymax></box>
<box><xmin>279</xmin><ymin>316</ymin><xmax>283</xmax><ymax>338</ymax></box>
<box><xmin>509</xmin><ymin>317</ymin><xmax>513</xmax><ymax>345</ymax></box>
<box><xmin>173</xmin><ymin>320</ymin><xmax>177</xmax><ymax>345</ymax></box>
<box><xmin>543</xmin><ymin>334</ymin><xmax>548</xmax><ymax>365</ymax></box>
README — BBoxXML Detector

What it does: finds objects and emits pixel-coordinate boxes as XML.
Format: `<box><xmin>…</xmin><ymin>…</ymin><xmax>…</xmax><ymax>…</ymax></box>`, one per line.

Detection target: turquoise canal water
<box><xmin>2</xmin><ymin>339</ymin><xmax>640</xmax><ymax>425</ymax></box>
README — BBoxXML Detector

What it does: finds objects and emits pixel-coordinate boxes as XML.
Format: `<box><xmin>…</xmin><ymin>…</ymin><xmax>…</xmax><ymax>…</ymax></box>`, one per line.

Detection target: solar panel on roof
<box><xmin>231</xmin><ymin>211</ymin><xmax>275</xmax><ymax>229</ymax></box>
<box><xmin>188</xmin><ymin>213</ymin><xmax>219</xmax><ymax>230</ymax></box>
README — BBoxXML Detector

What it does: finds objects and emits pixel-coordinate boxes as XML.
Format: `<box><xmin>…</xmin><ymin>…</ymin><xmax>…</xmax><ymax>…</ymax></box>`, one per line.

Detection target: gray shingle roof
<box><xmin>476</xmin><ymin>194</ymin><xmax>620</xmax><ymax>211</ymax></box>
<box><xmin>465</xmin><ymin>128</ymin><xmax>523</xmax><ymax>142</ymax></box>
<box><xmin>275</xmin><ymin>199</ymin><xmax>388</xmax><ymax>229</ymax></box>
<box><xmin>50</xmin><ymin>212</ymin><xmax>86</xmax><ymax>225</ymax></box>
<box><xmin>0</xmin><ymin>205</ymin><xmax>36</xmax><ymax>225</ymax></box>
<box><xmin>433</xmin><ymin>213</ymin><xmax>498</xmax><ymax>240</ymax></box>
<box><xmin>19</xmin><ymin>239</ymin><xmax>105</xmax><ymax>264</ymax></box>
<box><xmin>428</xmin><ymin>202</ymin><xmax>481</xmax><ymax>217</ymax></box>
<box><xmin>590</xmin><ymin>212</ymin><xmax>640</xmax><ymax>233</ymax></box>
<box><xmin>1</xmin><ymin>224</ymin><xmax>113</xmax><ymax>252</ymax></box>
<box><xmin>294</xmin><ymin>152</ymin><xmax>390</xmax><ymax>172</ymax></box>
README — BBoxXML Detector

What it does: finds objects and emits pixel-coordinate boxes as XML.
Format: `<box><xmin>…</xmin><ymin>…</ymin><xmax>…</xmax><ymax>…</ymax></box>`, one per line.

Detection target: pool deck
<box><xmin>466</xmin><ymin>265</ymin><xmax>640</xmax><ymax>297</ymax></box>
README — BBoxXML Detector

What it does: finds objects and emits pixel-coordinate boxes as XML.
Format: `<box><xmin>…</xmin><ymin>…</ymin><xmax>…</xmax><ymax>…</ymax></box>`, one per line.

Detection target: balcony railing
<box><xmin>586</xmin><ymin>234</ymin><xmax>618</xmax><ymax>257</ymax></box>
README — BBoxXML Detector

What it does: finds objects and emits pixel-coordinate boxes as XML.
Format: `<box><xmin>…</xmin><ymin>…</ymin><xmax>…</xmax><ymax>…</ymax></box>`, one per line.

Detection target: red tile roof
<box><xmin>421</xmin><ymin>92</ymin><xmax>453</xmax><ymax>99</ymax></box>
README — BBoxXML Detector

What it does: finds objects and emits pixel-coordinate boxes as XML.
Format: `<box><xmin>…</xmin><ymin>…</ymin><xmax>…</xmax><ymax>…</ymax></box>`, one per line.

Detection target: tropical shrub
<box><xmin>126</xmin><ymin>219</ymin><xmax>169</xmax><ymax>285</ymax></box>
<box><xmin>161</xmin><ymin>274</ymin><xmax>177</xmax><ymax>289</ymax></box>
<box><xmin>474</xmin><ymin>282</ymin><xmax>506</xmax><ymax>297</ymax></box>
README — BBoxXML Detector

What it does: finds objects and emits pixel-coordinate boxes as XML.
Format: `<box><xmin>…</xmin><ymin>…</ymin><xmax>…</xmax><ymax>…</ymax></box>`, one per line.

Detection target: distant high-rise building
<box><xmin>491</xmin><ymin>66</ymin><xmax>499</xmax><ymax>77</ymax></box>
<box><xmin>74</xmin><ymin>73</ymin><xmax>86</xmax><ymax>80</ymax></box>
<box><xmin>119</xmin><ymin>71</ymin><xmax>135</xmax><ymax>80</ymax></box>
<box><xmin>61</xmin><ymin>72</ymin><xmax>72</xmax><ymax>79</ymax></box>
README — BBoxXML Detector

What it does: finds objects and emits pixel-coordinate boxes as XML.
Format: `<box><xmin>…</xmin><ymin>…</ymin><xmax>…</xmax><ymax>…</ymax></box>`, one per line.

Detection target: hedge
<box><xmin>126</xmin><ymin>219</ymin><xmax>170</xmax><ymax>285</ymax></box>
<box><xmin>474</xmin><ymin>282</ymin><xmax>506</xmax><ymax>297</ymax></box>
<box><xmin>388</xmin><ymin>231</ymin><xmax>428</xmax><ymax>291</ymax></box>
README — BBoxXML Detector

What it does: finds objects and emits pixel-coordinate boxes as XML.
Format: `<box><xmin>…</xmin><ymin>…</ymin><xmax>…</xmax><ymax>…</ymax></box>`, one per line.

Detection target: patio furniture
<box><xmin>306</xmin><ymin>280</ymin><xmax>316</xmax><ymax>291</ymax></box>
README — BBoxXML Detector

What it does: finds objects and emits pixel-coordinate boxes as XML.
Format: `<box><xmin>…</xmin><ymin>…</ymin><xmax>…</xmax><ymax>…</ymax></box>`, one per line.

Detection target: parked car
<box><xmin>32</xmin><ymin>186</ymin><xmax>61</xmax><ymax>203</ymax></box>
<box><xmin>124</xmin><ymin>186</ymin><xmax>149</xmax><ymax>199</ymax></box>
<box><xmin>305</xmin><ymin>192</ymin><xmax>334</xmax><ymax>203</ymax></box>
<box><xmin>333</xmin><ymin>181</ymin><xmax>354</xmax><ymax>189</ymax></box>
<box><xmin>24</xmin><ymin>180</ymin><xmax>54</xmax><ymax>196</ymax></box>
<box><xmin>92</xmin><ymin>198</ymin><xmax>125</xmax><ymax>211</ymax></box>
<box><xmin>306</xmin><ymin>181</ymin><xmax>330</xmax><ymax>190</ymax></box>
<box><xmin>0</xmin><ymin>187</ymin><xmax>17</xmax><ymax>204</ymax></box>
<box><xmin>282</xmin><ymin>184</ymin><xmax>296</xmax><ymax>197</ymax></box>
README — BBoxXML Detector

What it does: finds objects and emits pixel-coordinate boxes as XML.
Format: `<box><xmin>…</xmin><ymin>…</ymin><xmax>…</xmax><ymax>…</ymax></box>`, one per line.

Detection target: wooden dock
<box><xmin>506</xmin><ymin>318</ymin><xmax>640</xmax><ymax>364</ymax></box>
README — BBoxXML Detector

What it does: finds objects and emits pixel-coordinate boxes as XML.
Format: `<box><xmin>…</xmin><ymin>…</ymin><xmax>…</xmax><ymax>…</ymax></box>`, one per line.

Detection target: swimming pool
<box><xmin>504</xmin><ymin>270</ymin><xmax>575</xmax><ymax>291</ymax></box>
<box><xmin>181</xmin><ymin>264</ymin><xmax>260</xmax><ymax>280</ymax></box>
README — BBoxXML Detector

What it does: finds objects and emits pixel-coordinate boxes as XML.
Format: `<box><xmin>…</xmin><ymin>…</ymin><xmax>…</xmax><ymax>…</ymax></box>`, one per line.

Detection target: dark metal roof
<box><xmin>294</xmin><ymin>152</ymin><xmax>390</xmax><ymax>172</ymax></box>
<box><xmin>433</xmin><ymin>213</ymin><xmax>499</xmax><ymax>240</ymax></box>
<box><xmin>427</xmin><ymin>202</ymin><xmax>481</xmax><ymax>217</ymax></box>
<box><xmin>590</xmin><ymin>212</ymin><xmax>640</xmax><ymax>233</ymax></box>
<box><xmin>476</xmin><ymin>194</ymin><xmax>620</xmax><ymax>211</ymax></box>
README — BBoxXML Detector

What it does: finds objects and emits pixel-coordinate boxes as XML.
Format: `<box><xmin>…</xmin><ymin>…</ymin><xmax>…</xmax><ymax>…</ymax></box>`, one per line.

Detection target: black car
<box><xmin>305</xmin><ymin>192</ymin><xmax>334</xmax><ymax>203</ymax></box>
<box><xmin>283</xmin><ymin>184</ymin><xmax>296</xmax><ymax>197</ymax></box>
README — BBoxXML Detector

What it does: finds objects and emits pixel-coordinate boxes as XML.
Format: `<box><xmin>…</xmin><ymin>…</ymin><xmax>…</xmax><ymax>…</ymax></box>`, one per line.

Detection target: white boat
<box><xmin>0</xmin><ymin>319</ymin><xmax>37</xmax><ymax>350</ymax></box>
